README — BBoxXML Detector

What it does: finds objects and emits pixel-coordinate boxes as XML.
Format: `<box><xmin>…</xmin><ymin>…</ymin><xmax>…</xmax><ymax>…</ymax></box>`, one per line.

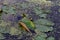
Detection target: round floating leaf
<box><xmin>0</xmin><ymin>20</ymin><xmax>10</xmax><ymax>33</ymax></box>
<box><xmin>35</xmin><ymin>35</ymin><xmax>46</xmax><ymax>40</ymax></box>
<box><xmin>20</xmin><ymin>17</ymin><xmax>35</xmax><ymax>30</ymax></box>
<box><xmin>35</xmin><ymin>32</ymin><xmax>47</xmax><ymax>38</ymax></box>
<box><xmin>39</xmin><ymin>33</ymin><xmax>47</xmax><ymax>38</ymax></box>
<box><xmin>36</xmin><ymin>25</ymin><xmax>53</xmax><ymax>32</ymax></box>
<box><xmin>34</xmin><ymin>30</ymin><xmax>47</xmax><ymax>40</ymax></box>
<box><xmin>39</xmin><ymin>14</ymin><xmax>47</xmax><ymax>18</ymax></box>
<box><xmin>33</xmin><ymin>7</ymin><xmax>43</xmax><ymax>15</ymax></box>
<box><xmin>10</xmin><ymin>27</ymin><xmax>21</xmax><ymax>35</ymax></box>
<box><xmin>8</xmin><ymin>7</ymin><xmax>16</xmax><ymax>14</ymax></box>
<box><xmin>0</xmin><ymin>33</ymin><xmax>5</xmax><ymax>39</ymax></box>
<box><xmin>2</xmin><ymin>5</ymin><xmax>16</xmax><ymax>14</ymax></box>
<box><xmin>35</xmin><ymin>19</ymin><xmax>54</xmax><ymax>26</ymax></box>
<box><xmin>47</xmin><ymin>36</ymin><xmax>55</xmax><ymax>40</ymax></box>
<box><xmin>2</xmin><ymin>6</ymin><xmax>9</xmax><ymax>13</ymax></box>
<box><xmin>0</xmin><ymin>26</ymin><xmax>6</xmax><ymax>33</ymax></box>
<box><xmin>20</xmin><ymin>3</ymin><xmax>29</xmax><ymax>9</ymax></box>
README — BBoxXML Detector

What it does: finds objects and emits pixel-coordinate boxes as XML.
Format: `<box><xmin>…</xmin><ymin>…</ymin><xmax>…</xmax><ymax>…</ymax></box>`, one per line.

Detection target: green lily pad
<box><xmin>2</xmin><ymin>6</ymin><xmax>8</xmax><ymax>13</ymax></box>
<box><xmin>39</xmin><ymin>14</ymin><xmax>47</xmax><ymax>18</ymax></box>
<box><xmin>34</xmin><ymin>32</ymin><xmax>54</xmax><ymax>40</ymax></box>
<box><xmin>33</xmin><ymin>7</ymin><xmax>43</xmax><ymax>15</ymax></box>
<box><xmin>35</xmin><ymin>34</ymin><xmax>46</xmax><ymax>40</ymax></box>
<box><xmin>36</xmin><ymin>25</ymin><xmax>53</xmax><ymax>32</ymax></box>
<box><xmin>2</xmin><ymin>6</ymin><xmax>16</xmax><ymax>14</ymax></box>
<box><xmin>47</xmin><ymin>36</ymin><xmax>55</xmax><ymax>40</ymax></box>
<box><xmin>36</xmin><ymin>32</ymin><xmax>47</xmax><ymax>38</ymax></box>
<box><xmin>0</xmin><ymin>33</ymin><xmax>5</xmax><ymax>39</ymax></box>
<box><xmin>42</xmin><ymin>9</ymin><xmax>51</xmax><ymax>14</ymax></box>
<box><xmin>20</xmin><ymin>3</ymin><xmax>29</xmax><ymax>9</ymax></box>
<box><xmin>20</xmin><ymin>17</ymin><xmax>36</xmax><ymax>30</ymax></box>
<box><xmin>39</xmin><ymin>33</ymin><xmax>47</xmax><ymax>38</ymax></box>
<box><xmin>35</xmin><ymin>19</ymin><xmax>54</xmax><ymax>26</ymax></box>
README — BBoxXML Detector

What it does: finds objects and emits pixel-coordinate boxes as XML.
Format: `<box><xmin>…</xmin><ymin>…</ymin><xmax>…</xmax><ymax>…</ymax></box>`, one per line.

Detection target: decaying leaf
<box><xmin>10</xmin><ymin>27</ymin><xmax>21</xmax><ymax>35</ymax></box>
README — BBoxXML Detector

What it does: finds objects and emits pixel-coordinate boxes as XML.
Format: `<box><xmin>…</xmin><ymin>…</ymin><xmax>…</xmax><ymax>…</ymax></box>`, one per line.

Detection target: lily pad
<box><xmin>0</xmin><ymin>20</ymin><xmax>10</xmax><ymax>33</ymax></box>
<box><xmin>10</xmin><ymin>27</ymin><xmax>21</xmax><ymax>35</ymax></box>
<box><xmin>20</xmin><ymin>17</ymin><xmax>36</xmax><ymax>30</ymax></box>
<box><xmin>35</xmin><ymin>36</ymin><xmax>46</xmax><ymax>40</ymax></box>
<box><xmin>47</xmin><ymin>36</ymin><xmax>55</xmax><ymax>40</ymax></box>
<box><xmin>39</xmin><ymin>14</ymin><xmax>47</xmax><ymax>18</ymax></box>
<box><xmin>0</xmin><ymin>33</ymin><xmax>5</xmax><ymax>39</ymax></box>
<box><xmin>2</xmin><ymin>5</ymin><xmax>16</xmax><ymax>14</ymax></box>
<box><xmin>33</xmin><ymin>7</ymin><xmax>42</xmax><ymax>15</ymax></box>
<box><xmin>36</xmin><ymin>25</ymin><xmax>53</xmax><ymax>32</ymax></box>
<box><xmin>35</xmin><ymin>19</ymin><xmax>54</xmax><ymax>26</ymax></box>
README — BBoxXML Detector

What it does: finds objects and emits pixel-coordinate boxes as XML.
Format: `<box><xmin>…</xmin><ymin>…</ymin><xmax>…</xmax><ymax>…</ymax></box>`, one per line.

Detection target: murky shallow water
<box><xmin>0</xmin><ymin>0</ymin><xmax>60</xmax><ymax>40</ymax></box>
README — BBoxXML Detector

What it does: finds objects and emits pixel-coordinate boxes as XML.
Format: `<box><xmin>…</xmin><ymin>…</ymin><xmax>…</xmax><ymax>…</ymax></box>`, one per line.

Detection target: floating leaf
<box><xmin>2</xmin><ymin>5</ymin><xmax>16</xmax><ymax>14</ymax></box>
<box><xmin>10</xmin><ymin>27</ymin><xmax>21</xmax><ymax>35</ymax></box>
<box><xmin>38</xmin><ymin>32</ymin><xmax>47</xmax><ymax>38</ymax></box>
<box><xmin>8</xmin><ymin>7</ymin><xmax>16</xmax><ymax>14</ymax></box>
<box><xmin>0</xmin><ymin>33</ymin><xmax>5</xmax><ymax>39</ymax></box>
<box><xmin>20</xmin><ymin>3</ymin><xmax>29</xmax><ymax>9</ymax></box>
<box><xmin>27</xmin><ymin>0</ymin><xmax>53</xmax><ymax>7</ymax></box>
<box><xmin>33</xmin><ymin>7</ymin><xmax>42</xmax><ymax>15</ymax></box>
<box><xmin>0</xmin><ymin>20</ymin><xmax>10</xmax><ymax>27</ymax></box>
<box><xmin>35</xmin><ymin>36</ymin><xmax>46</xmax><ymax>40</ymax></box>
<box><xmin>47</xmin><ymin>36</ymin><xmax>55</xmax><ymax>40</ymax></box>
<box><xmin>2</xmin><ymin>6</ymin><xmax>8</xmax><ymax>13</ymax></box>
<box><xmin>36</xmin><ymin>25</ymin><xmax>53</xmax><ymax>32</ymax></box>
<box><xmin>35</xmin><ymin>19</ymin><xmax>54</xmax><ymax>26</ymax></box>
<box><xmin>39</xmin><ymin>14</ymin><xmax>47</xmax><ymax>18</ymax></box>
<box><xmin>20</xmin><ymin>17</ymin><xmax>36</xmax><ymax>30</ymax></box>
<box><xmin>0</xmin><ymin>20</ymin><xmax>10</xmax><ymax>33</ymax></box>
<box><xmin>42</xmin><ymin>9</ymin><xmax>51</xmax><ymax>14</ymax></box>
<box><xmin>0</xmin><ymin>26</ymin><xmax>6</xmax><ymax>33</ymax></box>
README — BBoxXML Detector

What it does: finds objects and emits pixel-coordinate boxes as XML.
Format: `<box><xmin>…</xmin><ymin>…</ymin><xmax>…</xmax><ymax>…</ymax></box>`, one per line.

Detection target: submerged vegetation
<box><xmin>0</xmin><ymin>0</ymin><xmax>55</xmax><ymax>40</ymax></box>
